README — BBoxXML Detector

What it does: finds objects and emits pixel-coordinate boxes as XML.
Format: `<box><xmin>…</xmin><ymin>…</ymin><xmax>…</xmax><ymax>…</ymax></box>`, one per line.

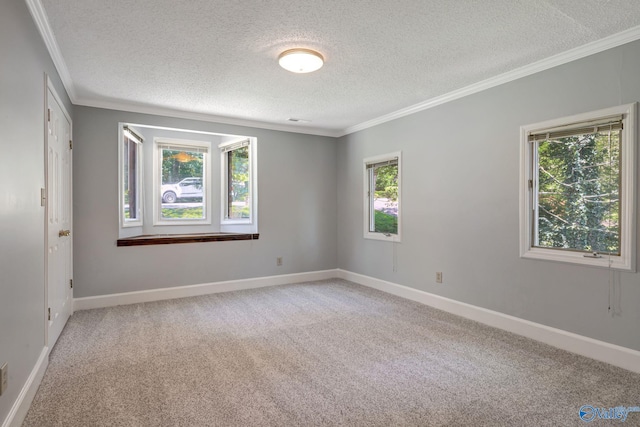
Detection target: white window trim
<box><xmin>118</xmin><ymin>124</ymin><xmax>144</xmax><ymax>228</ymax></box>
<box><xmin>519</xmin><ymin>103</ymin><xmax>636</xmax><ymax>271</ymax></box>
<box><xmin>363</xmin><ymin>151</ymin><xmax>402</xmax><ymax>242</ymax></box>
<box><xmin>219</xmin><ymin>138</ymin><xmax>258</xmax><ymax>233</ymax></box>
<box><xmin>152</xmin><ymin>137</ymin><xmax>212</xmax><ymax>226</ymax></box>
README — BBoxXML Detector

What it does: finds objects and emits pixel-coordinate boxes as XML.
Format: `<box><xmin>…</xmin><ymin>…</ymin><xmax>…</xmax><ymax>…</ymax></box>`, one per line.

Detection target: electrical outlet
<box><xmin>436</xmin><ymin>272</ymin><xmax>443</xmax><ymax>283</ymax></box>
<box><xmin>277</xmin><ymin>257</ymin><xmax>283</xmax><ymax>266</ymax></box>
<box><xmin>0</xmin><ymin>363</ymin><xmax>7</xmax><ymax>396</ymax></box>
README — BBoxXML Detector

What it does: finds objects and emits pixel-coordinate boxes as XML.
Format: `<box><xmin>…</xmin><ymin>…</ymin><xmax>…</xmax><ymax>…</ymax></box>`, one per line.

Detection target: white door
<box><xmin>46</xmin><ymin>85</ymin><xmax>72</xmax><ymax>348</ymax></box>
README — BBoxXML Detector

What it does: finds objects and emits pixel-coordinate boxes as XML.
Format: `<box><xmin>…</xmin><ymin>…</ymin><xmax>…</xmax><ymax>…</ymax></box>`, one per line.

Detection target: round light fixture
<box><xmin>278</xmin><ymin>48</ymin><xmax>324</xmax><ymax>73</ymax></box>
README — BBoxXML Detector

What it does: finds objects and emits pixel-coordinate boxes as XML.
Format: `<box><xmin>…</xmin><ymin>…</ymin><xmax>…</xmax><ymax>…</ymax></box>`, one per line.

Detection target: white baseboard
<box><xmin>2</xmin><ymin>347</ymin><xmax>49</xmax><ymax>427</ymax></box>
<box><xmin>337</xmin><ymin>269</ymin><xmax>640</xmax><ymax>374</ymax></box>
<box><xmin>71</xmin><ymin>268</ymin><xmax>640</xmax><ymax>374</ymax></box>
<box><xmin>73</xmin><ymin>269</ymin><xmax>339</xmax><ymax>311</ymax></box>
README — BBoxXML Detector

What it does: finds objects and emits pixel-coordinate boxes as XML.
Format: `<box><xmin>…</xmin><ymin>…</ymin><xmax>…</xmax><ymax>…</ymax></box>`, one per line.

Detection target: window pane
<box><xmin>227</xmin><ymin>146</ymin><xmax>250</xmax><ymax>219</ymax></box>
<box><xmin>371</xmin><ymin>164</ymin><xmax>398</xmax><ymax>234</ymax></box>
<box><xmin>536</xmin><ymin>130</ymin><xmax>620</xmax><ymax>254</ymax></box>
<box><xmin>160</xmin><ymin>148</ymin><xmax>205</xmax><ymax>220</ymax></box>
<box><xmin>123</xmin><ymin>136</ymin><xmax>137</xmax><ymax>220</ymax></box>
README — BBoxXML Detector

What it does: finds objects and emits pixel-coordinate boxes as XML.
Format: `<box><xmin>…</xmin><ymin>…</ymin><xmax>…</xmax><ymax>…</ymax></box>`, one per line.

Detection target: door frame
<box><xmin>44</xmin><ymin>74</ymin><xmax>73</xmax><ymax>349</ymax></box>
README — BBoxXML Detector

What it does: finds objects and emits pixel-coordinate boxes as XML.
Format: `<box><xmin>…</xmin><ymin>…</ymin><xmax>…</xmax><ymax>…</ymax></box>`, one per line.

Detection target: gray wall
<box><xmin>3</xmin><ymin>4</ymin><xmax>639</xmax><ymax>424</ymax></box>
<box><xmin>73</xmin><ymin>107</ymin><xmax>337</xmax><ymax>298</ymax></box>
<box><xmin>337</xmin><ymin>40</ymin><xmax>640</xmax><ymax>352</ymax></box>
<box><xmin>0</xmin><ymin>0</ymin><xmax>73</xmax><ymax>423</ymax></box>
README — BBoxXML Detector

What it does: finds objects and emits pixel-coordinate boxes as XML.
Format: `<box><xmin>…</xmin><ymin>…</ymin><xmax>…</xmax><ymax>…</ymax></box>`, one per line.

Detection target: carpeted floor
<box><xmin>23</xmin><ymin>279</ymin><xmax>640</xmax><ymax>426</ymax></box>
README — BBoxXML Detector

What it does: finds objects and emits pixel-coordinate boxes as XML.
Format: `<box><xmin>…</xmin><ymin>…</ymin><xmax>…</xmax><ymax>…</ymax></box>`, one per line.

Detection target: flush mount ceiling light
<box><xmin>278</xmin><ymin>48</ymin><xmax>324</xmax><ymax>73</ymax></box>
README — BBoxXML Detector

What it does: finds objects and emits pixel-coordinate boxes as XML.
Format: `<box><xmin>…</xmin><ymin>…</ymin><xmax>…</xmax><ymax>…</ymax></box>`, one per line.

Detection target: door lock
<box><xmin>58</xmin><ymin>229</ymin><xmax>71</xmax><ymax>237</ymax></box>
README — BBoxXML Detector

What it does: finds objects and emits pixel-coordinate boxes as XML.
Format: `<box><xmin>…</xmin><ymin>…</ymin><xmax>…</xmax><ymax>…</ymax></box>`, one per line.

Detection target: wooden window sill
<box><xmin>117</xmin><ymin>233</ymin><xmax>259</xmax><ymax>247</ymax></box>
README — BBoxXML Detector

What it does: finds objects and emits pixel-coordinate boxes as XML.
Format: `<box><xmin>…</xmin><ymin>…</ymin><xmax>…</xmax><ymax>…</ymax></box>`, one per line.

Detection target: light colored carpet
<box><xmin>23</xmin><ymin>279</ymin><xmax>640</xmax><ymax>426</ymax></box>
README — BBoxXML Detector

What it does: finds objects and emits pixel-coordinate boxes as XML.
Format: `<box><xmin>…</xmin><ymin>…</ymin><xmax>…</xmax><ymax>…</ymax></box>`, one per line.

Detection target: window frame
<box><xmin>219</xmin><ymin>139</ymin><xmax>255</xmax><ymax>227</ymax></box>
<box><xmin>119</xmin><ymin>124</ymin><xmax>144</xmax><ymax>228</ymax></box>
<box><xmin>363</xmin><ymin>151</ymin><xmax>402</xmax><ymax>242</ymax></box>
<box><xmin>117</xmin><ymin>123</ymin><xmax>259</xmax><ymax>240</ymax></box>
<box><xmin>152</xmin><ymin>137</ymin><xmax>212</xmax><ymax>226</ymax></box>
<box><xmin>519</xmin><ymin>103</ymin><xmax>636</xmax><ymax>271</ymax></box>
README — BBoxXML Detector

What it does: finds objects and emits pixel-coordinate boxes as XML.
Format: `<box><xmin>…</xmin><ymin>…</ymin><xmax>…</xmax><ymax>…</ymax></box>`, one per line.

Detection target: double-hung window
<box><xmin>220</xmin><ymin>139</ymin><xmax>253</xmax><ymax>224</ymax></box>
<box><xmin>153</xmin><ymin>139</ymin><xmax>211</xmax><ymax>225</ymax></box>
<box><xmin>364</xmin><ymin>152</ymin><xmax>401</xmax><ymax>241</ymax></box>
<box><xmin>520</xmin><ymin>104</ymin><xmax>636</xmax><ymax>270</ymax></box>
<box><xmin>119</xmin><ymin>125</ymin><xmax>143</xmax><ymax>227</ymax></box>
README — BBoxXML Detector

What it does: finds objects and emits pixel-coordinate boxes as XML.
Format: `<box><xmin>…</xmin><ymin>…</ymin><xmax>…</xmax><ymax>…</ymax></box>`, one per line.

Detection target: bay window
<box><xmin>118</xmin><ymin>123</ymin><xmax>258</xmax><ymax>240</ymax></box>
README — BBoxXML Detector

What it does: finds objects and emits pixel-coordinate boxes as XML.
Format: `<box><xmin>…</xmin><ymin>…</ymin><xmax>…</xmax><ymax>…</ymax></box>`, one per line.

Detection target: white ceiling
<box><xmin>34</xmin><ymin>0</ymin><xmax>640</xmax><ymax>136</ymax></box>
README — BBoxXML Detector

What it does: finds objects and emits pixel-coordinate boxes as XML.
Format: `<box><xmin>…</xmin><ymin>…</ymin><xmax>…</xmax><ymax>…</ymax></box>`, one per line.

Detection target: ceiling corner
<box><xmin>25</xmin><ymin>0</ymin><xmax>78</xmax><ymax>102</ymax></box>
<box><xmin>341</xmin><ymin>24</ymin><xmax>640</xmax><ymax>137</ymax></box>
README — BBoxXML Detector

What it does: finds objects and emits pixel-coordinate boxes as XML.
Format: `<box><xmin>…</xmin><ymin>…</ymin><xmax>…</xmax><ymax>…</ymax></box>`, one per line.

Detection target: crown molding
<box><xmin>24</xmin><ymin>0</ymin><xmax>338</xmax><ymax>137</ymax></box>
<box><xmin>75</xmin><ymin>98</ymin><xmax>342</xmax><ymax>138</ymax></box>
<box><xmin>24</xmin><ymin>0</ymin><xmax>640</xmax><ymax>139</ymax></box>
<box><xmin>25</xmin><ymin>0</ymin><xmax>77</xmax><ymax>102</ymax></box>
<box><xmin>341</xmin><ymin>25</ymin><xmax>640</xmax><ymax>137</ymax></box>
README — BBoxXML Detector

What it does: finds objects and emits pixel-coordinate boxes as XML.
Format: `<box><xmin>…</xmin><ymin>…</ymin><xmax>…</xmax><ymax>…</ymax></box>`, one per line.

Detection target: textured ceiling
<box><xmin>38</xmin><ymin>0</ymin><xmax>640</xmax><ymax>136</ymax></box>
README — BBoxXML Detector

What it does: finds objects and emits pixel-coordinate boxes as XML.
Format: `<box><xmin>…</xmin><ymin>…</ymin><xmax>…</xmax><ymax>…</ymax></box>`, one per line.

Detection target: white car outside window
<box><xmin>161</xmin><ymin>177</ymin><xmax>203</xmax><ymax>203</ymax></box>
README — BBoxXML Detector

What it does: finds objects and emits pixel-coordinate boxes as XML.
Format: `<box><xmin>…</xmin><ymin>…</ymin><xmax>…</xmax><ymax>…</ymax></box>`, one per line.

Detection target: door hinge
<box><xmin>40</xmin><ymin>188</ymin><xmax>46</xmax><ymax>207</ymax></box>
<box><xmin>70</xmin><ymin>279</ymin><xmax>73</xmax><ymax>289</ymax></box>
<box><xmin>528</xmin><ymin>179</ymin><xmax>533</xmax><ymax>189</ymax></box>
<box><xmin>47</xmin><ymin>307</ymin><xmax>51</xmax><ymax>321</ymax></box>
<box><xmin>47</xmin><ymin>109</ymin><xmax>51</xmax><ymax>122</ymax></box>
<box><xmin>69</xmin><ymin>140</ymin><xmax>73</xmax><ymax>150</ymax></box>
